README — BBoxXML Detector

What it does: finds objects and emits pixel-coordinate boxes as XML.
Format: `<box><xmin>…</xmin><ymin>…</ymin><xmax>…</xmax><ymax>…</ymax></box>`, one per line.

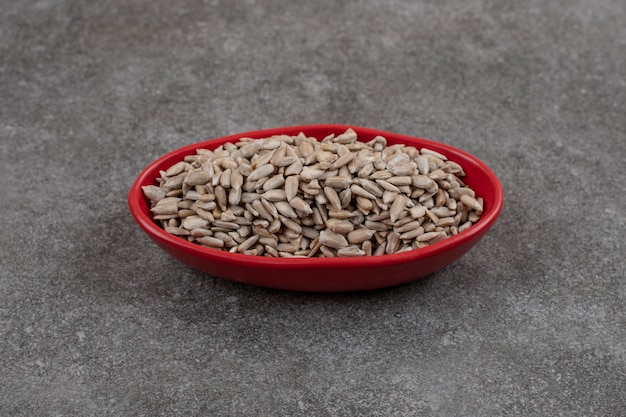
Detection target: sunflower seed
<box><xmin>436</xmin><ymin>217</ymin><xmax>455</xmax><ymax>227</ymax></box>
<box><xmin>350</xmin><ymin>184</ymin><xmax>376</xmax><ymax>200</ymax></box>
<box><xmin>319</xmin><ymin>245</ymin><xmax>336</xmax><ymax>258</ymax></box>
<box><xmin>190</xmin><ymin>228</ymin><xmax>213</xmax><ymax>238</ymax></box>
<box><xmin>319</xmin><ymin>177</ymin><xmax>346</xmax><ymax>191</ymax></box>
<box><xmin>307</xmin><ymin>237</ymin><xmax>322</xmax><ymax>257</ymax></box>
<box><xmin>261</xmin><ymin>189</ymin><xmax>287</xmax><ymax>202</ymax></box>
<box><xmin>348</xmin><ymin>229</ymin><xmax>375</xmax><ymax>244</ymax></box>
<box><xmin>163</xmin><ymin>172</ymin><xmax>187</xmax><ymax>189</ymax></box>
<box><xmin>331</xmin><ymin>152</ymin><xmax>355</xmax><ymax>169</ymax></box>
<box><xmin>385</xmin><ymin>232</ymin><xmax>401</xmax><ymax>254</ymax></box>
<box><xmin>429</xmin><ymin>169</ymin><xmax>447</xmax><ymax>181</ymax></box>
<box><xmin>416</xmin><ymin>231</ymin><xmax>442</xmax><ymax>242</ymax></box>
<box><xmin>247</xmin><ymin>164</ymin><xmax>275</xmax><ymax>182</ymax></box>
<box><xmin>355</xmin><ymin>178</ymin><xmax>384</xmax><ymax>197</ymax></box>
<box><xmin>458</xmin><ymin>221</ymin><xmax>473</xmax><ymax>232</ymax></box>
<box><xmin>339</xmin><ymin>189</ymin><xmax>352</xmax><ymax>208</ymax></box>
<box><xmin>324</xmin><ymin>186</ymin><xmax>342</xmax><ymax>211</ymax></box>
<box><xmin>356</xmin><ymin>196</ymin><xmax>374</xmax><ymax>213</ymax></box>
<box><xmin>468</xmin><ymin>211</ymin><xmax>481</xmax><ymax>223</ymax></box>
<box><xmin>386</xmin><ymin>176</ymin><xmax>412</xmax><ymax>186</ymax></box>
<box><xmin>277</xmin><ymin>242</ymin><xmax>299</xmax><ymax>253</ymax></box>
<box><xmin>395</xmin><ymin>221</ymin><xmax>422</xmax><ymax>233</ymax></box>
<box><xmin>214</xmin><ymin>186</ymin><xmax>227</xmax><ymax>211</ymax></box>
<box><xmin>333</xmin><ymin>128</ymin><xmax>358</xmax><ymax>144</ymax></box>
<box><xmin>239</xmin><ymin>141</ymin><xmax>264</xmax><ymax>158</ymax></box>
<box><xmin>319</xmin><ymin>230</ymin><xmax>349</xmax><ymax>249</ymax></box>
<box><xmin>284</xmin><ymin>160</ymin><xmax>303</xmax><ymax>176</ymax></box>
<box><xmin>184</xmin><ymin>170</ymin><xmax>210</xmax><ymax>186</ymax></box>
<box><xmin>327</xmin><ymin>209</ymin><xmax>354</xmax><ymax>219</ymax></box>
<box><xmin>165</xmin><ymin>226</ymin><xmax>190</xmax><ymax>236</ymax></box>
<box><xmin>361</xmin><ymin>240</ymin><xmax>373</xmax><ymax>256</ymax></box>
<box><xmin>285</xmin><ymin>176</ymin><xmax>299</xmax><ymax>201</ymax></box>
<box><xmin>375</xmin><ymin>180</ymin><xmax>400</xmax><ymax>193</ymax></box>
<box><xmin>330</xmin><ymin>221</ymin><xmax>355</xmax><ymax>235</ymax></box>
<box><xmin>390</xmin><ymin>194</ymin><xmax>406</xmax><ymax>223</ymax></box>
<box><xmin>142</xmin><ymin>185</ymin><xmax>167</xmax><ymax>202</ymax></box>
<box><xmin>251</xmin><ymin>199</ymin><xmax>273</xmax><ymax>221</ymax></box>
<box><xmin>182</xmin><ymin>216</ymin><xmax>210</xmax><ymax>230</ymax></box>
<box><xmin>300</xmin><ymin>167</ymin><xmax>325</xmax><ymax>181</ymax></box>
<box><xmin>409</xmin><ymin>205</ymin><xmax>427</xmax><ymax>219</ymax></box>
<box><xmin>150</xmin><ymin>200</ymin><xmax>179</xmax><ymax>215</ymax></box>
<box><xmin>337</xmin><ymin>246</ymin><xmax>366</xmax><ymax>257</ymax></box>
<box><xmin>416</xmin><ymin>156</ymin><xmax>430</xmax><ymax>175</ymax></box>
<box><xmin>448</xmin><ymin>187</ymin><xmax>475</xmax><ymax>199</ymax></box>
<box><xmin>197</xmin><ymin>236</ymin><xmax>225</xmax><ymax>248</ymax></box>
<box><xmin>262</xmin><ymin>174</ymin><xmax>285</xmax><ymax>191</ymax></box>
<box><xmin>263</xmin><ymin>198</ymin><xmax>280</xmax><ymax>218</ymax></box>
<box><xmin>165</xmin><ymin>161</ymin><xmax>188</xmax><ymax>177</ymax></box>
<box><xmin>237</xmin><ymin>235</ymin><xmax>260</xmax><ymax>253</ymax></box>
<box><xmin>289</xmin><ymin>196</ymin><xmax>313</xmax><ymax>215</ymax></box>
<box><xmin>420</xmin><ymin>147</ymin><xmax>448</xmax><ymax>161</ymax></box>
<box><xmin>430</xmin><ymin>206</ymin><xmax>456</xmax><ymax>218</ymax></box>
<box><xmin>274</xmin><ymin>201</ymin><xmax>298</xmax><ymax>218</ymax></box>
<box><xmin>460</xmin><ymin>194</ymin><xmax>483</xmax><ymax>212</ymax></box>
<box><xmin>425</xmin><ymin>209</ymin><xmax>439</xmax><ymax>223</ymax></box>
<box><xmin>262</xmin><ymin>245</ymin><xmax>278</xmax><ymax>256</ymax></box>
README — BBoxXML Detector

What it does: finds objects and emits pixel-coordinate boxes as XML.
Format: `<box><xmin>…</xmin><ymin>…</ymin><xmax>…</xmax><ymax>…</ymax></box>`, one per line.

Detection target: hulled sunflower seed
<box><xmin>319</xmin><ymin>230</ymin><xmax>349</xmax><ymax>249</ymax></box>
<box><xmin>420</xmin><ymin>148</ymin><xmax>448</xmax><ymax>160</ymax></box>
<box><xmin>460</xmin><ymin>194</ymin><xmax>483</xmax><ymax>213</ymax></box>
<box><xmin>390</xmin><ymin>194</ymin><xmax>406</xmax><ymax>223</ymax></box>
<box><xmin>325</xmin><ymin>177</ymin><xmax>352</xmax><ymax>190</ymax></box>
<box><xmin>261</xmin><ymin>189</ymin><xmax>287</xmax><ymax>202</ymax></box>
<box><xmin>284</xmin><ymin>159</ymin><xmax>303</xmax><ymax>176</ymax></box>
<box><xmin>247</xmin><ymin>164</ymin><xmax>275</xmax><ymax>182</ymax></box>
<box><xmin>142</xmin><ymin>185</ymin><xmax>167</xmax><ymax>202</ymax></box>
<box><xmin>337</xmin><ymin>246</ymin><xmax>366</xmax><ymax>257</ymax></box>
<box><xmin>184</xmin><ymin>170</ymin><xmax>210</xmax><ymax>186</ymax></box>
<box><xmin>182</xmin><ymin>216</ymin><xmax>210</xmax><ymax>230</ymax></box>
<box><xmin>321</xmin><ymin>186</ymin><xmax>341</xmax><ymax>211</ymax></box>
<box><xmin>228</xmin><ymin>187</ymin><xmax>242</xmax><ymax>206</ymax></box>
<box><xmin>330</xmin><ymin>221</ymin><xmax>355</xmax><ymax>235</ymax></box>
<box><xmin>285</xmin><ymin>176</ymin><xmax>299</xmax><ymax>201</ymax></box>
<box><xmin>262</xmin><ymin>174</ymin><xmax>285</xmax><ymax>191</ymax></box>
<box><xmin>385</xmin><ymin>232</ymin><xmax>401</xmax><ymax>254</ymax></box>
<box><xmin>197</xmin><ymin>236</ymin><xmax>225</xmax><ymax>248</ymax></box>
<box><xmin>300</xmin><ymin>167</ymin><xmax>325</xmax><ymax>181</ymax></box>
<box><xmin>274</xmin><ymin>201</ymin><xmax>298</xmax><ymax>218</ymax></box>
<box><xmin>237</xmin><ymin>235</ymin><xmax>260</xmax><ymax>253</ymax></box>
<box><xmin>395</xmin><ymin>221</ymin><xmax>422</xmax><ymax>233</ymax></box>
<box><xmin>347</xmin><ymin>228</ymin><xmax>376</xmax><ymax>244</ymax></box>
<box><xmin>289</xmin><ymin>196</ymin><xmax>313</xmax><ymax>215</ymax></box>
<box><xmin>350</xmin><ymin>184</ymin><xmax>376</xmax><ymax>200</ymax></box>
<box><xmin>165</xmin><ymin>161</ymin><xmax>188</xmax><ymax>177</ymax></box>
<box><xmin>416</xmin><ymin>231</ymin><xmax>442</xmax><ymax>242</ymax></box>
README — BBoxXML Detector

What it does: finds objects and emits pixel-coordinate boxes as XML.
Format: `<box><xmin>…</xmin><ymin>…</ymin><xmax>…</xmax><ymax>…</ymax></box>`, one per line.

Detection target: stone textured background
<box><xmin>1</xmin><ymin>0</ymin><xmax>624</xmax><ymax>415</ymax></box>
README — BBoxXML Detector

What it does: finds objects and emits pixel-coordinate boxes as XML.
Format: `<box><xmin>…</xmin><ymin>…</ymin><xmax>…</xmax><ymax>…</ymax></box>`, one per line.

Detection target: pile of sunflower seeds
<box><xmin>142</xmin><ymin>128</ymin><xmax>484</xmax><ymax>258</ymax></box>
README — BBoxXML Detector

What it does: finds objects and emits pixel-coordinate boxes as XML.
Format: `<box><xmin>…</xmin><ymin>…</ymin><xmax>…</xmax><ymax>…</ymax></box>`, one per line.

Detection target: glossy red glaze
<box><xmin>128</xmin><ymin>125</ymin><xmax>503</xmax><ymax>292</ymax></box>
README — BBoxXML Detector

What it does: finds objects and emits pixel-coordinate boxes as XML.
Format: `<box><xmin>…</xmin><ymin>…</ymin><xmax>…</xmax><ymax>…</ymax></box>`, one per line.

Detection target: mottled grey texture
<box><xmin>1</xmin><ymin>0</ymin><xmax>625</xmax><ymax>416</ymax></box>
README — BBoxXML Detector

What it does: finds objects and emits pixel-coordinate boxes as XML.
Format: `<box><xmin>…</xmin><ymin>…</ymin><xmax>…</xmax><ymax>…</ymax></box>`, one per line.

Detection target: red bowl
<box><xmin>128</xmin><ymin>125</ymin><xmax>503</xmax><ymax>292</ymax></box>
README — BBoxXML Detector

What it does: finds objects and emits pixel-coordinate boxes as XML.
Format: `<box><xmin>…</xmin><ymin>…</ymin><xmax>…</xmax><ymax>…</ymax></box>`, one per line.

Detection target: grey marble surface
<box><xmin>1</xmin><ymin>0</ymin><xmax>624</xmax><ymax>416</ymax></box>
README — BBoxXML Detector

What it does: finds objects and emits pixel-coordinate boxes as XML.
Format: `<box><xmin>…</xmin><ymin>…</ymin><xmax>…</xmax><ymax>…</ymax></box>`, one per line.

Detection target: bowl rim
<box><xmin>128</xmin><ymin>124</ymin><xmax>503</xmax><ymax>270</ymax></box>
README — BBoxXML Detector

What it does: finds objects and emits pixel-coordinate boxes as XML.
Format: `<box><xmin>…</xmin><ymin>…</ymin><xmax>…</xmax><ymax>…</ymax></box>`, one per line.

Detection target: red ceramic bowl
<box><xmin>128</xmin><ymin>125</ymin><xmax>503</xmax><ymax>292</ymax></box>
